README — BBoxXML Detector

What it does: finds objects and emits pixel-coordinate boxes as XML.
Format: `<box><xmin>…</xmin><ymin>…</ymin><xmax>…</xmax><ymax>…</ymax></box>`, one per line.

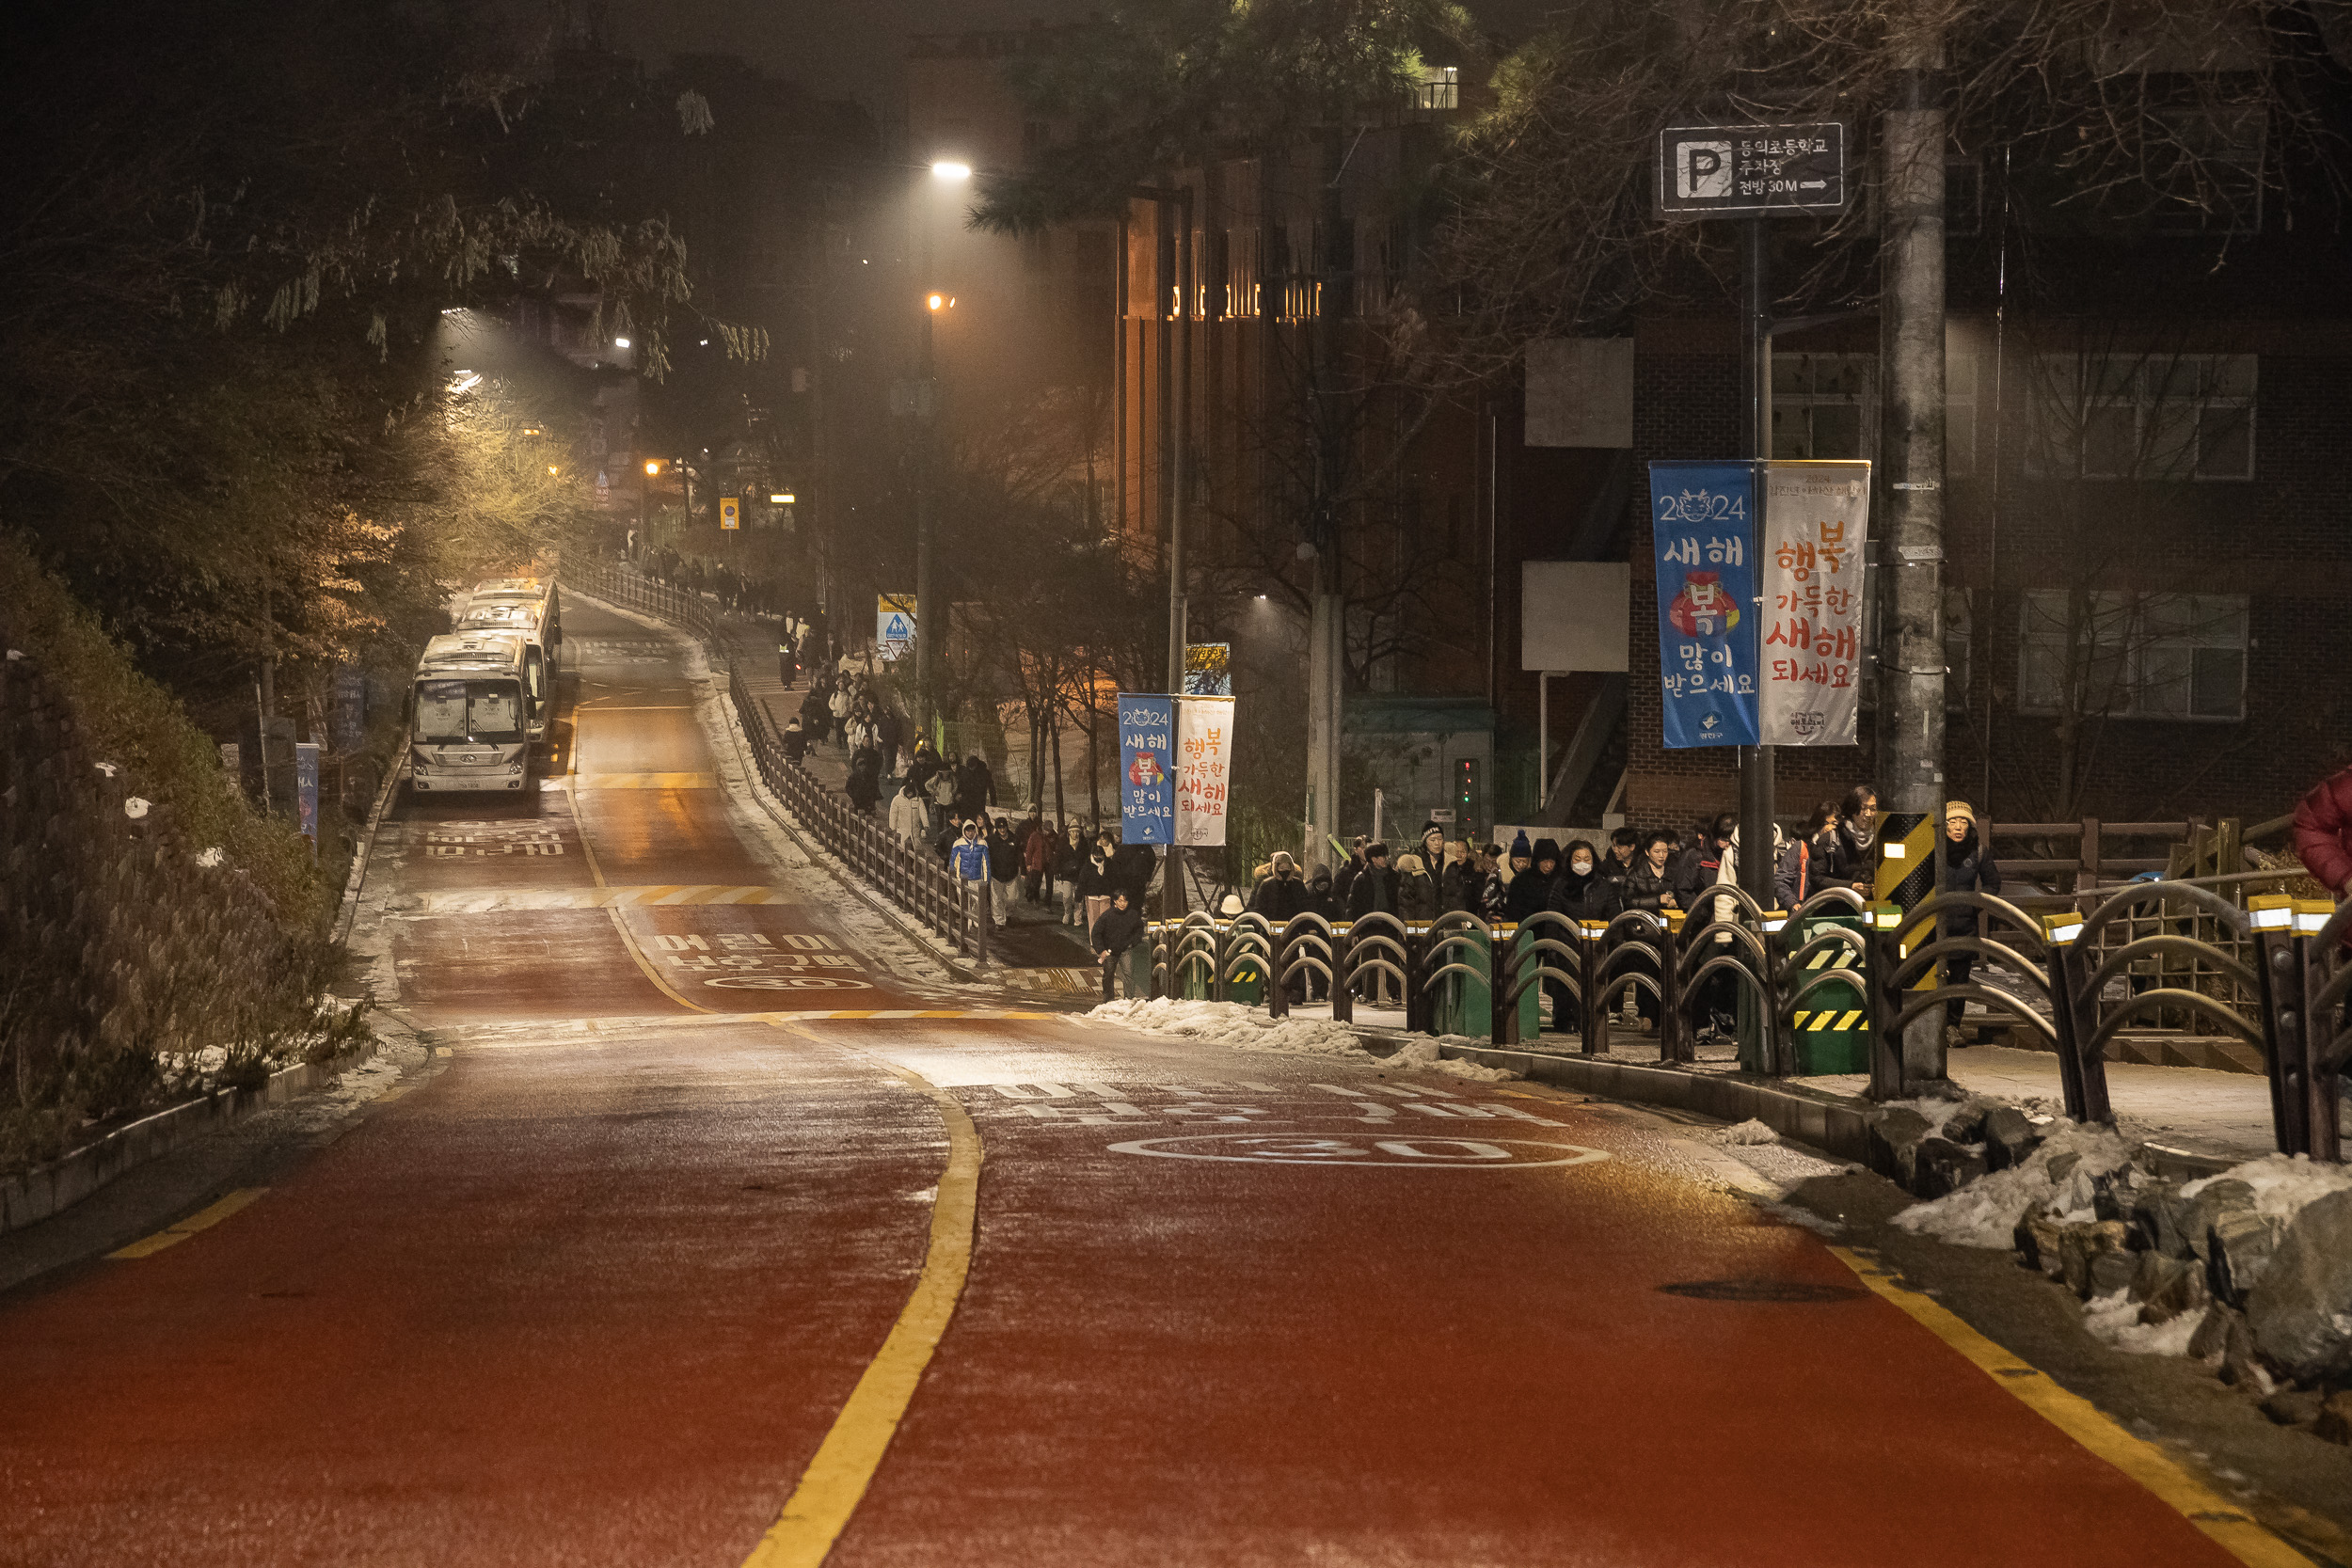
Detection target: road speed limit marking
<box><xmin>1105</xmin><ymin>1133</ymin><xmax>1612</xmax><ymax>1169</ymax></box>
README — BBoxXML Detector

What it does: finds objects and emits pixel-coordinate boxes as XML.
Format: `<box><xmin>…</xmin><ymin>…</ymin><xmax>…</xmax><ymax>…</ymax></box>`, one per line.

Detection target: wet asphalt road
<box><xmin>0</xmin><ymin>601</ymin><xmax>2256</xmax><ymax>1566</ymax></box>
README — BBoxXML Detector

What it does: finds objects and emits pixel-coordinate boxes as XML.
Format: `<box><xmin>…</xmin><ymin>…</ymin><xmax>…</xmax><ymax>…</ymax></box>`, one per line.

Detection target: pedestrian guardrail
<box><xmin>564</xmin><ymin>558</ymin><xmax>990</xmax><ymax>964</ymax></box>
<box><xmin>1142</xmin><ymin>882</ymin><xmax>2352</xmax><ymax>1163</ymax></box>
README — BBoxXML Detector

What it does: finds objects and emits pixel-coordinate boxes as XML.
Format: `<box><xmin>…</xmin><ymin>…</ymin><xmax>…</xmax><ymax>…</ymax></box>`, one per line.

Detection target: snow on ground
<box><xmin>2082</xmin><ymin>1290</ymin><xmax>2210</xmax><ymax>1359</ymax></box>
<box><xmin>1889</xmin><ymin>1119</ymin><xmax>2137</xmax><ymax>1248</ymax></box>
<box><xmin>1089</xmin><ymin>1000</ymin><xmax>1521</xmax><ymax>1080</ymax></box>
<box><xmin>2181</xmin><ymin>1152</ymin><xmax>2352</xmax><ymax>1226</ymax></box>
<box><xmin>1711</xmin><ymin>1117</ymin><xmax>1781</xmax><ymax>1146</ymax></box>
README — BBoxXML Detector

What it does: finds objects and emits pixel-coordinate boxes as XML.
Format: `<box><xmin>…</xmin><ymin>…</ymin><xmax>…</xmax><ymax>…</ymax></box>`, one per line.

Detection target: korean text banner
<box><xmin>1649</xmin><ymin>461</ymin><xmax>1759</xmax><ymax>748</ymax></box>
<box><xmin>1760</xmin><ymin>461</ymin><xmax>1871</xmax><ymax>745</ymax></box>
<box><xmin>1117</xmin><ymin>693</ymin><xmax>1175</xmax><ymax>846</ymax></box>
<box><xmin>1174</xmin><ymin>695</ymin><xmax>1234</xmax><ymax>846</ymax></box>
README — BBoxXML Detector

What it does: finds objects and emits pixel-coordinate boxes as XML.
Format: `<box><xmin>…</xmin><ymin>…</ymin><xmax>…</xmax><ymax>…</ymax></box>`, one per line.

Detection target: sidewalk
<box><xmin>720</xmin><ymin>613</ymin><xmax>1094</xmax><ymax>974</ymax></box>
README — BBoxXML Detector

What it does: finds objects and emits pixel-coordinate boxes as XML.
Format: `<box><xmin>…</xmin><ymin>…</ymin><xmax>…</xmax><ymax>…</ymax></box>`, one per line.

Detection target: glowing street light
<box><xmin>612</xmin><ymin>337</ymin><xmax>631</xmax><ymax>349</ymax></box>
<box><xmin>644</xmin><ymin>459</ymin><xmax>662</xmax><ymax>476</ymax></box>
<box><xmin>926</xmin><ymin>292</ymin><xmax>946</xmax><ymax>311</ymax></box>
<box><xmin>771</xmin><ymin>492</ymin><xmax>794</xmax><ymax>505</ymax></box>
<box><xmin>930</xmin><ymin>160</ymin><xmax>972</xmax><ymax>182</ymax></box>
<box><xmin>547</xmin><ymin>465</ymin><xmax>560</xmax><ymax>475</ymax></box>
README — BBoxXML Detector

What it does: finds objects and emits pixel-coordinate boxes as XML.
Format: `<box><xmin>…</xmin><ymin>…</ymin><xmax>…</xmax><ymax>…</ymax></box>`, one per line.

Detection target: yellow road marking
<box><xmin>108</xmin><ymin>1189</ymin><xmax>269</xmax><ymax>1259</ymax></box>
<box><xmin>742</xmin><ymin>1038</ymin><xmax>981</xmax><ymax>1568</ymax></box>
<box><xmin>1828</xmin><ymin>1247</ymin><xmax>2308</xmax><ymax>1567</ymax></box>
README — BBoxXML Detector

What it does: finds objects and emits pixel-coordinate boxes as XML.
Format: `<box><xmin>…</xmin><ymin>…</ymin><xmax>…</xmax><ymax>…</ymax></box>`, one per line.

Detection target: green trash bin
<box><xmin>1425</xmin><ymin>926</ymin><xmax>1500</xmax><ymax>1037</ymax></box>
<box><xmin>1783</xmin><ymin>911</ymin><xmax>1872</xmax><ymax>1075</ymax></box>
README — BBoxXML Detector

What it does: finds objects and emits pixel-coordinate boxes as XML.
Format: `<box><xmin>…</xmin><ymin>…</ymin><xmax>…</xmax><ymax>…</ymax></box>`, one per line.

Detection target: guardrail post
<box><xmin>977</xmin><ymin>878</ymin><xmax>991</xmax><ymax>968</ymax></box>
<box><xmin>2294</xmin><ymin>927</ymin><xmax>2344</xmax><ymax>1164</ymax></box>
<box><xmin>1865</xmin><ymin>914</ymin><xmax>1905</xmax><ymax>1101</ymax></box>
<box><xmin>1330</xmin><ymin>927</ymin><xmax>1353</xmax><ymax>1023</ymax></box>
<box><xmin>1658</xmin><ymin>917</ymin><xmax>1686</xmax><ymax>1064</ymax></box>
<box><xmin>2043</xmin><ymin>936</ymin><xmax>2111</xmax><ymax>1124</ymax></box>
<box><xmin>2254</xmin><ymin>924</ymin><xmax>2309</xmax><ymax>1158</ymax></box>
<box><xmin>1268</xmin><ymin>927</ymin><xmax>1291</xmax><ymax>1019</ymax></box>
<box><xmin>1581</xmin><ymin>925</ymin><xmax>1609</xmax><ymax>1056</ymax></box>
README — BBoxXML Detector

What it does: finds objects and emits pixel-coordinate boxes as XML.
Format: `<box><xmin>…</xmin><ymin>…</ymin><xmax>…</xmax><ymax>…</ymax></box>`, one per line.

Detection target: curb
<box><xmin>0</xmin><ymin>1038</ymin><xmax>380</xmax><ymax>1236</ymax></box>
<box><xmin>334</xmin><ymin>745</ymin><xmax>405</xmax><ymax>945</ymax></box>
<box><xmin>1368</xmin><ymin>1035</ymin><xmax>1878</xmax><ymax>1163</ymax></box>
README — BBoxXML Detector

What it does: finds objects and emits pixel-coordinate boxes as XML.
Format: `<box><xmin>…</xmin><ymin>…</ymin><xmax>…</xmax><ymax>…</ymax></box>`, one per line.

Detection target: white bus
<box><xmin>455</xmin><ymin>578</ymin><xmax>562</xmax><ymax>750</ymax></box>
<box><xmin>408</xmin><ymin>633</ymin><xmax>532</xmax><ymax>796</ymax></box>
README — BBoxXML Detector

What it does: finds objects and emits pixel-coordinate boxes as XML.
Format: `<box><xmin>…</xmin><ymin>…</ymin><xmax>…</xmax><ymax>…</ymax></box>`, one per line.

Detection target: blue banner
<box><xmin>1117</xmin><ymin>693</ymin><xmax>1175</xmax><ymax>845</ymax></box>
<box><xmin>1649</xmin><ymin>461</ymin><xmax>1760</xmax><ymax>749</ymax></box>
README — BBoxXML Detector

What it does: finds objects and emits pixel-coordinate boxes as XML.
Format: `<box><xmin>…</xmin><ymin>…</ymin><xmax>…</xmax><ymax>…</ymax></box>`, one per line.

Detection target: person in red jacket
<box><xmin>2294</xmin><ymin>764</ymin><xmax>2352</xmax><ymax>895</ymax></box>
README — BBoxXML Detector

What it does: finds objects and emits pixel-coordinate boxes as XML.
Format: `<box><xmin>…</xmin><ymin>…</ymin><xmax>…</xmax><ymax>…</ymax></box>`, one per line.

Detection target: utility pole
<box><xmin>915</xmin><ymin>295</ymin><xmax>940</xmax><ymax>735</ymax></box>
<box><xmin>1739</xmin><ymin>218</ymin><xmax>1776</xmax><ymax>910</ymax></box>
<box><xmin>1131</xmin><ymin>182</ymin><xmax>1194</xmax><ymax>921</ymax></box>
<box><xmin>1879</xmin><ymin>31</ymin><xmax>1950</xmax><ymax>1086</ymax></box>
<box><xmin>1303</xmin><ymin>131</ymin><xmax>1349</xmax><ymax>876</ymax></box>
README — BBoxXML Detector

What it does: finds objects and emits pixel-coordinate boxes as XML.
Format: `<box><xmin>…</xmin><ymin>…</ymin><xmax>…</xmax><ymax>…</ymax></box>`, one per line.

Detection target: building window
<box><xmin>1772</xmin><ymin>354</ymin><xmax>1872</xmax><ymax>459</ymax></box>
<box><xmin>2017</xmin><ymin>591</ymin><xmax>2249</xmax><ymax>721</ymax></box>
<box><xmin>1416</xmin><ymin>66</ymin><xmax>1459</xmax><ymax>111</ymax></box>
<box><xmin>2149</xmin><ymin>107</ymin><xmax>2265</xmax><ymax>236</ymax></box>
<box><xmin>2028</xmin><ymin>353</ymin><xmax>2255</xmax><ymax>481</ymax></box>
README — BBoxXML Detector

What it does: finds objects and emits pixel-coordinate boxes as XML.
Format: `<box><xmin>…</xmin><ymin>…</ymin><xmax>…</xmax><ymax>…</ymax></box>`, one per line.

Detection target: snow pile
<box><xmin>1890</xmin><ymin>1119</ymin><xmax>2136</xmax><ymax>1249</ymax></box>
<box><xmin>1712</xmin><ymin>1117</ymin><xmax>1781</xmax><ymax>1147</ymax></box>
<box><xmin>1393</xmin><ymin>1037</ymin><xmax>1519</xmax><ymax>1082</ymax></box>
<box><xmin>1088</xmin><ymin>1001</ymin><xmax>1521</xmax><ymax>1079</ymax></box>
<box><xmin>2182</xmin><ymin>1152</ymin><xmax>2352</xmax><ymax>1226</ymax></box>
<box><xmin>2082</xmin><ymin>1290</ymin><xmax>2206</xmax><ymax>1358</ymax></box>
<box><xmin>1089</xmin><ymin>998</ymin><xmax>1370</xmax><ymax>1057</ymax></box>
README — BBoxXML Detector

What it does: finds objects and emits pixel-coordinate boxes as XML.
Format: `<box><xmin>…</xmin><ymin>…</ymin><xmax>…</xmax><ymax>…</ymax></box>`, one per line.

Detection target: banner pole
<box><xmin>1740</xmin><ymin>217</ymin><xmax>1776</xmax><ymax>905</ymax></box>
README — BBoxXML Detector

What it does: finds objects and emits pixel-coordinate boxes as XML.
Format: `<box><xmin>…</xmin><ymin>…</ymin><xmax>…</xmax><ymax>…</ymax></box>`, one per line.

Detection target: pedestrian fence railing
<box><xmin>564</xmin><ymin>558</ymin><xmax>993</xmax><ymax>965</ymax></box>
<box><xmin>1141</xmin><ymin>882</ymin><xmax>2352</xmax><ymax>1162</ymax></box>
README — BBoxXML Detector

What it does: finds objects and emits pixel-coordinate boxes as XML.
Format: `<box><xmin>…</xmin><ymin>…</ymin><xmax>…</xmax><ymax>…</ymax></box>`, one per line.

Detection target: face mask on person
<box><xmin>1571</xmin><ymin>856</ymin><xmax>1593</xmax><ymax>874</ymax></box>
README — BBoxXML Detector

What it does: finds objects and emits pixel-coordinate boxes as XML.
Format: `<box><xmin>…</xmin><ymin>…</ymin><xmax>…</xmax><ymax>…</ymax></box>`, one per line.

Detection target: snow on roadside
<box><xmin>2181</xmin><ymin>1151</ymin><xmax>2352</xmax><ymax>1226</ymax></box>
<box><xmin>1089</xmin><ymin>1000</ymin><xmax>1520</xmax><ymax>1080</ymax></box>
<box><xmin>1889</xmin><ymin>1119</ymin><xmax>2136</xmax><ymax>1249</ymax></box>
<box><xmin>2082</xmin><ymin>1290</ymin><xmax>2207</xmax><ymax>1359</ymax></box>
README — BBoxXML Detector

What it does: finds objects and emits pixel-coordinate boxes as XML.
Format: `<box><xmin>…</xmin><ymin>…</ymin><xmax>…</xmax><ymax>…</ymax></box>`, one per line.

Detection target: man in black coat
<box><xmin>1248</xmin><ymin>851</ymin><xmax>1309</xmax><ymax>924</ymax></box>
<box><xmin>1344</xmin><ymin>842</ymin><xmax>1396</xmax><ymax>919</ymax></box>
<box><xmin>1089</xmin><ymin>889</ymin><xmax>1147</xmax><ymax>1000</ymax></box>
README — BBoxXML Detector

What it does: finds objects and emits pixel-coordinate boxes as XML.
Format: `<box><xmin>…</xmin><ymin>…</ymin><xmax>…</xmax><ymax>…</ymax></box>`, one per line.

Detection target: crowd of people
<box><xmin>1226</xmin><ymin>784</ymin><xmax>2001</xmax><ymax>1046</ymax></box>
<box><xmin>628</xmin><ymin>540</ymin><xmax>794</xmax><ymax>621</ymax></box>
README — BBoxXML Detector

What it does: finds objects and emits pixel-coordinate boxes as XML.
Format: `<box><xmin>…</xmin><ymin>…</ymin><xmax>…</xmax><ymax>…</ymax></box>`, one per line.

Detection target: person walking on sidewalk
<box><xmin>950</xmin><ymin>820</ymin><xmax>993</xmax><ymax>930</ymax></box>
<box><xmin>1090</xmin><ymin>888</ymin><xmax>1146</xmax><ymax>1001</ymax></box>
<box><xmin>1939</xmin><ymin>801</ymin><xmax>2003</xmax><ymax>1045</ymax></box>
<box><xmin>1021</xmin><ymin>814</ymin><xmax>1052</xmax><ymax>906</ymax></box>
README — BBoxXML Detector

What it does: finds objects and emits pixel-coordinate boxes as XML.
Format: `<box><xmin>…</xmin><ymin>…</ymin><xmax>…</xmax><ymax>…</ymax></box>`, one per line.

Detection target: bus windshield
<box><xmin>414</xmin><ymin>679</ymin><xmax>525</xmax><ymax>744</ymax></box>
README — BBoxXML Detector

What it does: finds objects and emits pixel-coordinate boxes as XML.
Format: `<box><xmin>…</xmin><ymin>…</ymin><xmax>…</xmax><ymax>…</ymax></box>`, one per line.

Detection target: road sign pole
<box><xmin>1740</xmin><ymin>217</ymin><xmax>1776</xmax><ymax>908</ymax></box>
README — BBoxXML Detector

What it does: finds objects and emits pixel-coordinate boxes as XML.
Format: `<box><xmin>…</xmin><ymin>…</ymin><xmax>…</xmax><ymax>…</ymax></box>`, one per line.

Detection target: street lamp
<box><xmin>930</xmin><ymin>160</ymin><xmax>972</xmax><ymax>182</ymax></box>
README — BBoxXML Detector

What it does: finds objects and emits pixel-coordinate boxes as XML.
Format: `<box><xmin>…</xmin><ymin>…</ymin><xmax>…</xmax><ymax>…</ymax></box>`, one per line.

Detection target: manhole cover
<box><xmin>1657</xmin><ymin>1279</ymin><xmax>1868</xmax><ymax>1303</ymax></box>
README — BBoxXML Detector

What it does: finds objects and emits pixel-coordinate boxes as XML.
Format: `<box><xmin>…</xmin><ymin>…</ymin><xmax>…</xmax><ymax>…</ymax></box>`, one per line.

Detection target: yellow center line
<box><xmin>742</xmin><ymin>1030</ymin><xmax>981</xmax><ymax>1568</ymax></box>
<box><xmin>571</xmin><ymin>707</ymin><xmax>714</xmax><ymax>1016</ymax></box>
<box><xmin>108</xmin><ymin>1188</ymin><xmax>269</xmax><ymax>1259</ymax></box>
<box><xmin>1827</xmin><ymin>1246</ymin><xmax>2310</xmax><ymax>1566</ymax></box>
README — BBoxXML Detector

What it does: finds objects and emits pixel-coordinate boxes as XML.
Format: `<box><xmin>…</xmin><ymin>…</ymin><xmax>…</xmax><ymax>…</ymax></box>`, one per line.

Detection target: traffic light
<box><xmin>1455</xmin><ymin>757</ymin><xmax>1480</xmax><ymax>825</ymax></box>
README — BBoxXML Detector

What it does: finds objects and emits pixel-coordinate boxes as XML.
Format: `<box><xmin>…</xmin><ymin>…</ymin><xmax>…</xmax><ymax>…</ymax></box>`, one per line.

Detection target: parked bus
<box><xmin>407</xmin><ymin>633</ymin><xmax>532</xmax><ymax>796</ymax></box>
<box><xmin>455</xmin><ymin>577</ymin><xmax>562</xmax><ymax>749</ymax></box>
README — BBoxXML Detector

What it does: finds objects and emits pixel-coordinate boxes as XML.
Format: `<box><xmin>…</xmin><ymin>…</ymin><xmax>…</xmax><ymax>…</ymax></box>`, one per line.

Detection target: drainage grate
<box><xmin>1657</xmin><ymin>1279</ymin><xmax>1868</xmax><ymax>1303</ymax></box>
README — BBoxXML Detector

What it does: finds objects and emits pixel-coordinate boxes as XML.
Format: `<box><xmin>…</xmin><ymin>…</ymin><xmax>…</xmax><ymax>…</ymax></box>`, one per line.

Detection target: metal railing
<box><xmin>564</xmin><ymin>558</ymin><xmax>989</xmax><ymax>963</ymax></box>
<box><xmin>1141</xmin><ymin>884</ymin><xmax>2352</xmax><ymax>1162</ymax></box>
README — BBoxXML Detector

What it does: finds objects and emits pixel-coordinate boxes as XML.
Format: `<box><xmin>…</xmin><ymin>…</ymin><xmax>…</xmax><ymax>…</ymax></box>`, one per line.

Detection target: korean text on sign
<box><xmin>1648</xmin><ymin>461</ymin><xmax>1759</xmax><ymax>749</ymax></box>
<box><xmin>1174</xmin><ymin>695</ymin><xmax>1234</xmax><ymax>847</ymax></box>
<box><xmin>1117</xmin><ymin>693</ymin><xmax>1175</xmax><ymax>846</ymax></box>
<box><xmin>1759</xmin><ymin>461</ymin><xmax>1871</xmax><ymax>746</ymax></box>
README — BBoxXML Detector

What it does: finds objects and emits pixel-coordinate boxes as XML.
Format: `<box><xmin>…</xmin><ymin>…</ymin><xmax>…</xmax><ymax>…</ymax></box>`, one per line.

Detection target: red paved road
<box><xmin>0</xmin><ymin>600</ymin><xmax>2247</xmax><ymax>1566</ymax></box>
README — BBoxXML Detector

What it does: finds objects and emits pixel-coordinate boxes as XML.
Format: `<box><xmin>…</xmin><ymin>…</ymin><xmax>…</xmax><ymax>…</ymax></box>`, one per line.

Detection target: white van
<box><xmin>455</xmin><ymin>578</ymin><xmax>562</xmax><ymax>748</ymax></box>
<box><xmin>408</xmin><ymin>633</ymin><xmax>532</xmax><ymax>795</ymax></box>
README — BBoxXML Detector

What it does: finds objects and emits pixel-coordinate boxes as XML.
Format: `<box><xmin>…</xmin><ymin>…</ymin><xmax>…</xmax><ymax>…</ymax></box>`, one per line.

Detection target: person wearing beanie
<box><xmin>1506</xmin><ymin>836</ymin><xmax>1561</xmax><ymax>924</ymax></box>
<box><xmin>1419</xmin><ymin>820</ymin><xmax>1447</xmax><ymax>884</ymax></box>
<box><xmin>1938</xmin><ymin>801</ymin><xmax>2002</xmax><ymax>1045</ymax></box>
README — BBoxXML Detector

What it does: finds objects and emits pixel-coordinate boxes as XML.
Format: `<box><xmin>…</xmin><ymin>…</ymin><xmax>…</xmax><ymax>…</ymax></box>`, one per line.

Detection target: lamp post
<box><xmin>916</xmin><ymin>159</ymin><xmax>970</xmax><ymax>737</ymax></box>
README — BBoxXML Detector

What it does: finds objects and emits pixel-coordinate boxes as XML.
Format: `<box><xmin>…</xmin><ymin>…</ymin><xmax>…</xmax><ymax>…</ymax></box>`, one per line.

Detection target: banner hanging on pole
<box><xmin>1117</xmin><ymin>693</ymin><xmax>1175</xmax><ymax>845</ymax></box>
<box><xmin>1174</xmin><ymin>695</ymin><xmax>1234</xmax><ymax>846</ymax></box>
<box><xmin>1759</xmin><ymin>461</ymin><xmax>1871</xmax><ymax>745</ymax></box>
<box><xmin>1648</xmin><ymin>461</ymin><xmax>1759</xmax><ymax>749</ymax></box>
<box><xmin>295</xmin><ymin>742</ymin><xmax>321</xmax><ymax>853</ymax></box>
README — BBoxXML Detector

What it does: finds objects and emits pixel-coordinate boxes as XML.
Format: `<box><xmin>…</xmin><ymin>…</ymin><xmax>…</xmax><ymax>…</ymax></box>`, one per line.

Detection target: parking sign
<box><xmin>1657</xmin><ymin>124</ymin><xmax>1846</xmax><ymax>218</ymax></box>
